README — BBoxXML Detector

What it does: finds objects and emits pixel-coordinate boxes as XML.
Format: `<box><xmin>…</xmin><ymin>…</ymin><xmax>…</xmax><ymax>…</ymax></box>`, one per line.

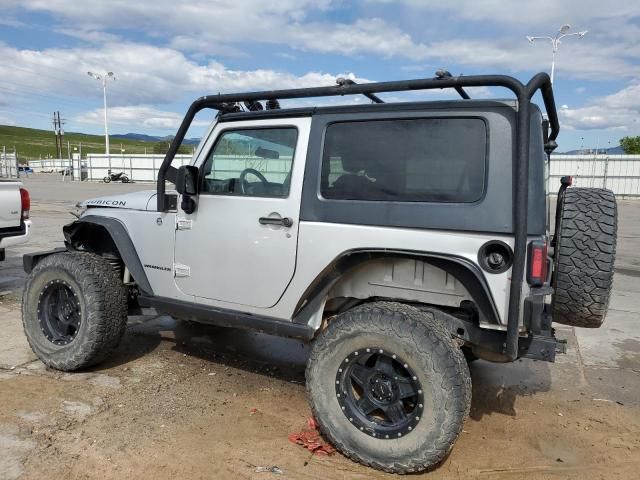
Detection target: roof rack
<box><xmin>156</xmin><ymin>70</ymin><xmax>559</xmax><ymax>364</ymax></box>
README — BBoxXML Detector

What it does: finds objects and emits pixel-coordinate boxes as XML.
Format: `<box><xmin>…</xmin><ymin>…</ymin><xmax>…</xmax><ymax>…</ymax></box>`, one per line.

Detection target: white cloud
<box><xmin>54</xmin><ymin>28</ymin><xmax>121</xmax><ymax>44</ymax></box>
<box><xmin>4</xmin><ymin>0</ymin><xmax>639</xmax><ymax>82</ymax></box>
<box><xmin>369</xmin><ymin>0</ymin><xmax>637</xmax><ymax>27</ymax></box>
<box><xmin>559</xmin><ymin>83</ymin><xmax>640</xmax><ymax>130</ymax></box>
<box><xmin>0</xmin><ymin>41</ymin><xmax>371</xmax><ymax>132</ymax></box>
<box><xmin>0</xmin><ymin>16</ymin><xmax>24</xmax><ymax>27</ymax></box>
<box><xmin>77</xmin><ymin>106</ymin><xmax>200</xmax><ymax>130</ymax></box>
<box><xmin>0</xmin><ymin>114</ymin><xmax>16</xmax><ymax>126</ymax></box>
<box><xmin>0</xmin><ymin>42</ymin><xmax>365</xmax><ymax>109</ymax></box>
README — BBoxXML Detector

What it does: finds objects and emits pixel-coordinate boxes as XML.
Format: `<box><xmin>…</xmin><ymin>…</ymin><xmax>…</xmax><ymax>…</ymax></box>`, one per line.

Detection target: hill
<box><xmin>0</xmin><ymin>125</ymin><xmax>195</xmax><ymax>162</ymax></box>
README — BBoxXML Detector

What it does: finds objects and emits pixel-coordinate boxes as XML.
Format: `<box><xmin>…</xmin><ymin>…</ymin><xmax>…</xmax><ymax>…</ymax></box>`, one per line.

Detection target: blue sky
<box><xmin>1</xmin><ymin>0</ymin><xmax>638</xmax><ymax>151</ymax></box>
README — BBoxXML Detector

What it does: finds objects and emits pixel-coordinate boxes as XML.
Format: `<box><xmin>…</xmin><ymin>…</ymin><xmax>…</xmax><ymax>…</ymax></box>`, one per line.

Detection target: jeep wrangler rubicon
<box><xmin>22</xmin><ymin>71</ymin><xmax>617</xmax><ymax>474</ymax></box>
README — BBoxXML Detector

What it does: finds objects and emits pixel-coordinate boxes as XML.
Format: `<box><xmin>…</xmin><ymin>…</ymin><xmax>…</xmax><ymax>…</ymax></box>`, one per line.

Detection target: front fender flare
<box><xmin>62</xmin><ymin>215</ymin><xmax>153</xmax><ymax>295</ymax></box>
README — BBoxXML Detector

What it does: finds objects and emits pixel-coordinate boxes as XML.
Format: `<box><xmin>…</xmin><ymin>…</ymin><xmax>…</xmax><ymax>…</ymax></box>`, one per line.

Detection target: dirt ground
<box><xmin>1</xmin><ymin>175</ymin><xmax>639</xmax><ymax>479</ymax></box>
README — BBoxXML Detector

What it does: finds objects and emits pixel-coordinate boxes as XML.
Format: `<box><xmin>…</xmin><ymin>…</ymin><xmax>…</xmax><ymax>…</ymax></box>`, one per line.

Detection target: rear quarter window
<box><xmin>321</xmin><ymin>117</ymin><xmax>487</xmax><ymax>203</ymax></box>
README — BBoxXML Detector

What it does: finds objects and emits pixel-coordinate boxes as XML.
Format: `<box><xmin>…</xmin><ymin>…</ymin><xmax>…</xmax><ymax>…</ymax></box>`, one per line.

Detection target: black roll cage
<box><xmin>156</xmin><ymin>72</ymin><xmax>559</xmax><ymax>361</ymax></box>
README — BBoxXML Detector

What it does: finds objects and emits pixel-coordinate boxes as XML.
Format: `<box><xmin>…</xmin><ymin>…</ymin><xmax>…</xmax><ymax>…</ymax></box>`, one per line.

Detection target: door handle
<box><xmin>259</xmin><ymin>216</ymin><xmax>293</xmax><ymax>228</ymax></box>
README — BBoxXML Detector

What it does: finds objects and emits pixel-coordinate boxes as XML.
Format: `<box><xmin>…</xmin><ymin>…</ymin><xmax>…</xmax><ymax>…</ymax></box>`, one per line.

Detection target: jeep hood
<box><xmin>81</xmin><ymin>190</ymin><xmax>158</xmax><ymax>211</ymax></box>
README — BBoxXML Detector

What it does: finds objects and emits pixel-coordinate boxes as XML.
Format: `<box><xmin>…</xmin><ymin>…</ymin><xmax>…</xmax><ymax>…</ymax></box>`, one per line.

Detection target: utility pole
<box><xmin>58</xmin><ymin>112</ymin><xmax>65</xmax><ymax>158</ymax></box>
<box><xmin>52</xmin><ymin>111</ymin><xmax>66</xmax><ymax>159</ymax></box>
<box><xmin>52</xmin><ymin>112</ymin><xmax>60</xmax><ymax>158</ymax></box>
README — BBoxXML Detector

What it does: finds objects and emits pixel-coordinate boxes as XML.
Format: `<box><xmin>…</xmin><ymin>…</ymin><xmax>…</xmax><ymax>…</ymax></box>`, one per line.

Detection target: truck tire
<box><xmin>22</xmin><ymin>252</ymin><xmax>128</xmax><ymax>371</ymax></box>
<box><xmin>552</xmin><ymin>188</ymin><xmax>617</xmax><ymax>328</ymax></box>
<box><xmin>306</xmin><ymin>301</ymin><xmax>471</xmax><ymax>474</ymax></box>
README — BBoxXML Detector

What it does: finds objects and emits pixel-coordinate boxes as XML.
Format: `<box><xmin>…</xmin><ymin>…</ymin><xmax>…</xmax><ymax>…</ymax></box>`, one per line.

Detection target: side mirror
<box><xmin>176</xmin><ymin>165</ymin><xmax>199</xmax><ymax>196</ymax></box>
<box><xmin>176</xmin><ymin>165</ymin><xmax>198</xmax><ymax>214</ymax></box>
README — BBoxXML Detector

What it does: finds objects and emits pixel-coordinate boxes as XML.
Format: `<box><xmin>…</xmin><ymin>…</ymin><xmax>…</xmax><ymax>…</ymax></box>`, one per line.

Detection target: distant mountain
<box><xmin>112</xmin><ymin>133</ymin><xmax>201</xmax><ymax>145</ymax></box>
<box><xmin>557</xmin><ymin>146</ymin><xmax>624</xmax><ymax>155</ymax></box>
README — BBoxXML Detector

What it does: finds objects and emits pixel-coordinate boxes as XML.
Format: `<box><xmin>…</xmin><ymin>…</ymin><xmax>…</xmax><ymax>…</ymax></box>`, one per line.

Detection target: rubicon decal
<box><xmin>87</xmin><ymin>199</ymin><xmax>127</xmax><ymax>207</ymax></box>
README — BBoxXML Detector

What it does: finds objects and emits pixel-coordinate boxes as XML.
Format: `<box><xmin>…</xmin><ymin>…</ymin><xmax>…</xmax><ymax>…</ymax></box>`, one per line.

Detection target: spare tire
<box><xmin>552</xmin><ymin>188</ymin><xmax>617</xmax><ymax>328</ymax></box>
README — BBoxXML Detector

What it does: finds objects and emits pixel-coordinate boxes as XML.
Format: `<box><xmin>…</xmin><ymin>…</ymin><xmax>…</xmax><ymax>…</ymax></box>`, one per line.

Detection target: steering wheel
<box><xmin>239</xmin><ymin>168</ymin><xmax>269</xmax><ymax>194</ymax></box>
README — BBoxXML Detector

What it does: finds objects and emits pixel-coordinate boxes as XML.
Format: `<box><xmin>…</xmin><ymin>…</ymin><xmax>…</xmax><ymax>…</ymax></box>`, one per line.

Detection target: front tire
<box><xmin>22</xmin><ymin>252</ymin><xmax>128</xmax><ymax>371</ymax></box>
<box><xmin>306</xmin><ymin>302</ymin><xmax>471</xmax><ymax>474</ymax></box>
<box><xmin>103</xmin><ymin>176</ymin><xmax>111</xmax><ymax>183</ymax></box>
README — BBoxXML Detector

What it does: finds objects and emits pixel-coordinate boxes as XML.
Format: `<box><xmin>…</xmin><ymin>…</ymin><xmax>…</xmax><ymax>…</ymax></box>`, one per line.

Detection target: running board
<box><xmin>138</xmin><ymin>294</ymin><xmax>315</xmax><ymax>341</ymax></box>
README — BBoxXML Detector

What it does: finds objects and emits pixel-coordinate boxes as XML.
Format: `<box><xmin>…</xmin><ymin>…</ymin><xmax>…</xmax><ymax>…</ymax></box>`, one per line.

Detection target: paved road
<box><xmin>0</xmin><ymin>175</ymin><xmax>638</xmax><ymax>479</ymax></box>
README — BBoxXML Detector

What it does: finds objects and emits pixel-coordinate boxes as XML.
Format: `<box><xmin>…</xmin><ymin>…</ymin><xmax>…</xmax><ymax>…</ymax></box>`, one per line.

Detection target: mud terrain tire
<box><xmin>306</xmin><ymin>301</ymin><xmax>471</xmax><ymax>474</ymax></box>
<box><xmin>22</xmin><ymin>252</ymin><xmax>128</xmax><ymax>371</ymax></box>
<box><xmin>552</xmin><ymin>188</ymin><xmax>617</xmax><ymax>328</ymax></box>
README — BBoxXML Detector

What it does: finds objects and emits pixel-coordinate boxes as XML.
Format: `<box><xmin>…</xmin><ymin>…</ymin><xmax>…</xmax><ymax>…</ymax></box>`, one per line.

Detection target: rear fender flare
<box><xmin>292</xmin><ymin>249</ymin><xmax>500</xmax><ymax>329</ymax></box>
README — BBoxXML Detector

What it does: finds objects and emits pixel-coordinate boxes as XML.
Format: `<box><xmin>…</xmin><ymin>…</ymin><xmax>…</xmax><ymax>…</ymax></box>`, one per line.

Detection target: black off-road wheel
<box><xmin>22</xmin><ymin>252</ymin><xmax>128</xmax><ymax>371</ymax></box>
<box><xmin>552</xmin><ymin>188</ymin><xmax>617</xmax><ymax>328</ymax></box>
<box><xmin>306</xmin><ymin>302</ymin><xmax>471</xmax><ymax>474</ymax></box>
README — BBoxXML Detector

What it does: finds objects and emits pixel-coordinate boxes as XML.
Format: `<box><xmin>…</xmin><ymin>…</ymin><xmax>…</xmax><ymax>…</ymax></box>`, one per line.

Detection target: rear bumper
<box><xmin>0</xmin><ymin>219</ymin><xmax>31</xmax><ymax>250</ymax></box>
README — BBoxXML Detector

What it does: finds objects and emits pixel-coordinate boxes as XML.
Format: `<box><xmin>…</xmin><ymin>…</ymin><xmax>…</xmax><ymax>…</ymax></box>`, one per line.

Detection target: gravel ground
<box><xmin>0</xmin><ymin>175</ymin><xmax>639</xmax><ymax>479</ymax></box>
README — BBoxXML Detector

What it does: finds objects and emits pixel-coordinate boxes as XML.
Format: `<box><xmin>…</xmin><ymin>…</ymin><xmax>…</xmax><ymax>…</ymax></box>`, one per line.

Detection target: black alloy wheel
<box><xmin>37</xmin><ymin>279</ymin><xmax>81</xmax><ymax>345</ymax></box>
<box><xmin>336</xmin><ymin>348</ymin><xmax>424</xmax><ymax>439</ymax></box>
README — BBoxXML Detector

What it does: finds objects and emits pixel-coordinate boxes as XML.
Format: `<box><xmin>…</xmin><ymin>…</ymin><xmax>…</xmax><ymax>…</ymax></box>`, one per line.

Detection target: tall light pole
<box><xmin>87</xmin><ymin>71</ymin><xmax>116</xmax><ymax>155</ymax></box>
<box><xmin>526</xmin><ymin>24</ymin><xmax>588</xmax><ymax>84</ymax></box>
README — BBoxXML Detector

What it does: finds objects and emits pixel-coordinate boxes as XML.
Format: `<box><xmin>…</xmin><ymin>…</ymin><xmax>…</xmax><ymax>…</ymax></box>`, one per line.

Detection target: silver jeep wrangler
<box><xmin>22</xmin><ymin>71</ymin><xmax>617</xmax><ymax>474</ymax></box>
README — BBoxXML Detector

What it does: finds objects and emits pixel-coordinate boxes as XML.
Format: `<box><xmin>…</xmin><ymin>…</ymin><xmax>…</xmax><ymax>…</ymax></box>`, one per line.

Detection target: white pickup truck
<box><xmin>0</xmin><ymin>180</ymin><xmax>31</xmax><ymax>261</ymax></box>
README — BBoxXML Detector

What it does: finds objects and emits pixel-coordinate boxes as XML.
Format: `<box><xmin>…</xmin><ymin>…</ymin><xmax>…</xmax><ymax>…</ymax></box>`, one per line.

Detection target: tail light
<box><xmin>20</xmin><ymin>188</ymin><xmax>30</xmax><ymax>220</ymax></box>
<box><xmin>527</xmin><ymin>240</ymin><xmax>548</xmax><ymax>287</ymax></box>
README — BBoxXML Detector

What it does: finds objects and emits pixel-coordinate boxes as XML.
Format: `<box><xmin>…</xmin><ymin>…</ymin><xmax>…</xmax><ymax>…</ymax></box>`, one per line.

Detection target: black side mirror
<box><xmin>176</xmin><ymin>165</ymin><xmax>199</xmax><ymax>196</ymax></box>
<box><xmin>176</xmin><ymin>165</ymin><xmax>198</xmax><ymax>214</ymax></box>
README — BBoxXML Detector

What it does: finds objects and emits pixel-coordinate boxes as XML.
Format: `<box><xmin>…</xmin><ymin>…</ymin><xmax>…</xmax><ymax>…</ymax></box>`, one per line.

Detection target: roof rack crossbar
<box><xmin>435</xmin><ymin>69</ymin><xmax>470</xmax><ymax>99</ymax></box>
<box><xmin>336</xmin><ymin>78</ymin><xmax>384</xmax><ymax>103</ymax></box>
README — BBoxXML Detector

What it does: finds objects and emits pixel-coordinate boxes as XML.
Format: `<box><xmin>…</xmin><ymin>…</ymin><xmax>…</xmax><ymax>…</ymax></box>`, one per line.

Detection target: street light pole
<box><xmin>526</xmin><ymin>24</ymin><xmax>588</xmax><ymax>84</ymax></box>
<box><xmin>88</xmin><ymin>71</ymin><xmax>116</xmax><ymax>155</ymax></box>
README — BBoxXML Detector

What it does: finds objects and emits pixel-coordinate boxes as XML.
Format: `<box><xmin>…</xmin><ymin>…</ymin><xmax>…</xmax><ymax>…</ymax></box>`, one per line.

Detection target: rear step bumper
<box><xmin>520</xmin><ymin>296</ymin><xmax>565</xmax><ymax>362</ymax></box>
<box><xmin>520</xmin><ymin>333</ymin><xmax>567</xmax><ymax>362</ymax></box>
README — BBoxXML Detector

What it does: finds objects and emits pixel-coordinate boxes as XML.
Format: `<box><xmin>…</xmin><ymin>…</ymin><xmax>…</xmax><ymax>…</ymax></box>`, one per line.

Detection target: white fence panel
<box><xmin>549</xmin><ymin>154</ymin><xmax>640</xmax><ymax>197</ymax></box>
<box><xmin>85</xmin><ymin>154</ymin><xmax>193</xmax><ymax>182</ymax></box>
<box><xmin>0</xmin><ymin>152</ymin><xmax>18</xmax><ymax>178</ymax></box>
<box><xmin>28</xmin><ymin>158</ymin><xmax>72</xmax><ymax>173</ymax></box>
<box><xmin>25</xmin><ymin>153</ymin><xmax>640</xmax><ymax>197</ymax></box>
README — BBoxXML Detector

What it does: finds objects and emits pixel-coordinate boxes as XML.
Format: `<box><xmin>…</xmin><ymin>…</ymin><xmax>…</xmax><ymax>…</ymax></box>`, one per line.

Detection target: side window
<box><xmin>321</xmin><ymin>118</ymin><xmax>487</xmax><ymax>203</ymax></box>
<box><xmin>201</xmin><ymin>127</ymin><xmax>298</xmax><ymax>197</ymax></box>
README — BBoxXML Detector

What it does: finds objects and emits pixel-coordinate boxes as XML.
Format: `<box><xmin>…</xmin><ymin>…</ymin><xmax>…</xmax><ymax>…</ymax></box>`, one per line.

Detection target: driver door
<box><xmin>173</xmin><ymin>118</ymin><xmax>310</xmax><ymax>309</ymax></box>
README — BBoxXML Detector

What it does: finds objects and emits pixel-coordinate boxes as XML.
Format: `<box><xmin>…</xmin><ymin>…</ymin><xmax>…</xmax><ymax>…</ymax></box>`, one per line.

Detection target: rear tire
<box><xmin>306</xmin><ymin>302</ymin><xmax>471</xmax><ymax>474</ymax></box>
<box><xmin>552</xmin><ymin>188</ymin><xmax>617</xmax><ymax>328</ymax></box>
<box><xmin>22</xmin><ymin>252</ymin><xmax>128</xmax><ymax>371</ymax></box>
<box><xmin>121</xmin><ymin>176</ymin><xmax>129</xmax><ymax>183</ymax></box>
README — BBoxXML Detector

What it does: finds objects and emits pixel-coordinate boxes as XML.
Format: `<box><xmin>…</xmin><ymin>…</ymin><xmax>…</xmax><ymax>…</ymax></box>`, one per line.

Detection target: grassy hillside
<box><xmin>0</xmin><ymin>125</ymin><xmax>165</xmax><ymax>162</ymax></box>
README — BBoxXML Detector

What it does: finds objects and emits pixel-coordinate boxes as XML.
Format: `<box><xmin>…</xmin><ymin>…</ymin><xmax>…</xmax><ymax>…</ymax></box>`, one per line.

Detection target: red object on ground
<box><xmin>249</xmin><ymin>408</ymin><xmax>258</xmax><ymax>415</ymax></box>
<box><xmin>288</xmin><ymin>417</ymin><xmax>335</xmax><ymax>456</ymax></box>
<box><xmin>307</xmin><ymin>417</ymin><xmax>318</xmax><ymax>430</ymax></box>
